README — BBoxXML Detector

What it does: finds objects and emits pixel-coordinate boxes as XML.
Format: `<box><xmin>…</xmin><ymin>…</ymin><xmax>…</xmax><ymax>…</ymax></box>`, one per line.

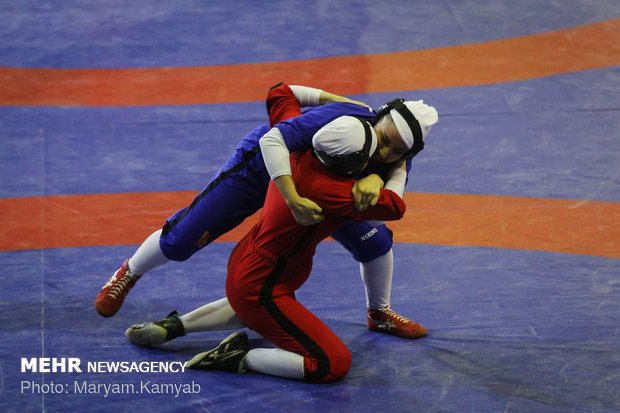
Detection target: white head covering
<box><xmin>312</xmin><ymin>116</ymin><xmax>377</xmax><ymax>156</ymax></box>
<box><xmin>390</xmin><ymin>100</ymin><xmax>439</xmax><ymax>149</ymax></box>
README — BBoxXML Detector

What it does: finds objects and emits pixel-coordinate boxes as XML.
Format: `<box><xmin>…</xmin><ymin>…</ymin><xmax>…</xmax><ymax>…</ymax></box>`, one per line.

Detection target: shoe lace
<box><xmin>380</xmin><ymin>307</ymin><xmax>411</xmax><ymax>324</ymax></box>
<box><xmin>108</xmin><ymin>272</ymin><xmax>135</xmax><ymax>299</ymax></box>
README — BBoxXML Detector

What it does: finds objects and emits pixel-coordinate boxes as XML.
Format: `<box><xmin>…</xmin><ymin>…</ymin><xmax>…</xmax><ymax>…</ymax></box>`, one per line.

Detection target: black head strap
<box><xmin>375</xmin><ymin>98</ymin><xmax>425</xmax><ymax>159</ymax></box>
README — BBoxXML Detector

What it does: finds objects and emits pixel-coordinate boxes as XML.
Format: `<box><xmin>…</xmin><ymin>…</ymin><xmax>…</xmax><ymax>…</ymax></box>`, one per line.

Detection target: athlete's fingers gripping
<box><xmin>352</xmin><ymin>174</ymin><xmax>383</xmax><ymax>211</ymax></box>
<box><xmin>290</xmin><ymin>197</ymin><xmax>325</xmax><ymax>226</ymax></box>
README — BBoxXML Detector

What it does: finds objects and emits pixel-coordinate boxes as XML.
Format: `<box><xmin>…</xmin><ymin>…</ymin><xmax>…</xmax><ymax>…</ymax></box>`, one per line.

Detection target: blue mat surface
<box><xmin>1</xmin><ymin>1</ymin><xmax>619</xmax><ymax>412</ymax></box>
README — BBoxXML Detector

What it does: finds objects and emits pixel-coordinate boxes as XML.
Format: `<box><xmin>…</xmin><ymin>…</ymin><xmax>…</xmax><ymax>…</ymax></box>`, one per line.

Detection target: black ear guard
<box><xmin>313</xmin><ymin>118</ymin><xmax>374</xmax><ymax>177</ymax></box>
<box><xmin>374</xmin><ymin>98</ymin><xmax>425</xmax><ymax>160</ymax></box>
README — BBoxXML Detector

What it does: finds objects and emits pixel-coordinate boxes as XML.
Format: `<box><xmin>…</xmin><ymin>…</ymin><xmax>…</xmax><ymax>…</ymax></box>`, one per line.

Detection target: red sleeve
<box><xmin>346</xmin><ymin>188</ymin><xmax>407</xmax><ymax>222</ymax></box>
<box><xmin>266</xmin><ymin>82</ymin><xmax>303</xmax><ymax>127</ymax></box>
<box><xmin>292</xmin><ymin>152</ymin><xmax>406</xmax><ymax>222</ymax></box>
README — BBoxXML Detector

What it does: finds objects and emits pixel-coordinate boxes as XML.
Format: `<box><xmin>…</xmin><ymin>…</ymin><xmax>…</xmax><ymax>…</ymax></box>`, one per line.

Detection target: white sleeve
<box><xmin>290</xmin><ymin>85</ymin><xmax>323</xmax><ymax>107</ymax></box>
<box><xmin>259</xmin><ymin>127</ymin><xmax>292</xmax><ymax>179</ymax></box>
<box><xmin>383</xmin><ymin>167</ymin><xmax>407</xmax><ymax>199</ymax></box>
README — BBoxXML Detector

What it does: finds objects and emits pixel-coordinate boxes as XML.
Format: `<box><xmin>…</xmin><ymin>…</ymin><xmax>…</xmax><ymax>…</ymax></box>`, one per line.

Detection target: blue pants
<box><xmin>331</xmin><ymin>221</ymin><xmax>393</xmax><ymax>263</ymax></box>
<box><xmin>160</xmin><ymin>126</ymin><xmax>393</xmax><ymax>263</ymax></box>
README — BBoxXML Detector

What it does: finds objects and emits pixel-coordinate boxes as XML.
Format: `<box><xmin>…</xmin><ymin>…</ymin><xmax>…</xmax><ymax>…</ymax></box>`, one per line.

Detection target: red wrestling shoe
<box><xmin>367</xmin><ymin>306</ymin><xmax>427</xmax><ymax>339</ymax></box>
<box><xmin>95</xmin><ymin>259</ymin><xmax>141</xmax><ymax>318</ymax></box>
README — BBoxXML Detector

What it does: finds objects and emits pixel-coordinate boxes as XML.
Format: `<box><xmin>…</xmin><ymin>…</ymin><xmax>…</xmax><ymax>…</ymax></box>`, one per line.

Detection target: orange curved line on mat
<box><xmin>1</xmin><ymin>192</ymin><xmax>618</xmax><ymax>258</ymax></box>
<box><xmin>1</xmin><ymin>19</ymin><xmax>619</xmax><ymax>106</ymax></box>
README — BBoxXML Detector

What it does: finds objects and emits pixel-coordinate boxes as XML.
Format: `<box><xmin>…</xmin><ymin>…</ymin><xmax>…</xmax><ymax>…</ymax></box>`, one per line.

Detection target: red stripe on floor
<box><xmin>1</xmin><ymin>19</ymin><xmax>619</xmax><ymax>106</ymax></box>
<box><xmin>2</xmin><ymin>192</ymin><xmax>618</xmax><ymax>257</ymax></box>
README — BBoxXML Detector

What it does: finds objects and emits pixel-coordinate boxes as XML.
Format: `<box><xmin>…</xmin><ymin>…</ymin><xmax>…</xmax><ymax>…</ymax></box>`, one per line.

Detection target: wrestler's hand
<box><xmin>352</xmin><ymin>174</ymin><xmax>384</xmax><ymax>211</ymax></box>
<box><xmin>273</xmin><ymin>175</ymin><xmax>324</xmax><ymax>225</ymax></box>
<box><xmin>288</xmin><ymin>197</ymin><xmax>325</xmax><ymax>226</ymax></box>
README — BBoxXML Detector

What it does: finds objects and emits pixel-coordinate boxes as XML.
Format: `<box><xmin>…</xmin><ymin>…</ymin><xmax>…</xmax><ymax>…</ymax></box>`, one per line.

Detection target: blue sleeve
<box><xmin>405</xmin><ymin>157</ymin><xmax>413</xmax><ymax>174</ymax></box>
<box><xmin>274</xmin><ymin>102</ymin><xmax>375</xmax><ymax>152</ymax></box>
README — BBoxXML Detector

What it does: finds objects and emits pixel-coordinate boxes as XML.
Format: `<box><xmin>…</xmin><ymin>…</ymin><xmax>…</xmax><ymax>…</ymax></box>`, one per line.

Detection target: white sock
<box><xmin>179</xmin><ymin>297</ymin><xmax>246</xmax><ymax>333</ymax></box>
<box><xmin>127</xmin><ymin>229</ymin><xmax>170</xmax><ymax>275</ymax></box>
<box><xmin>360</xmin><ymin>249</ymin><xmax>393</xmax><ymax>309</ymax></box>
<box><xmin>243</xmin><ymin>348</ymin><xmax>305</xmax><ymax>380</ymax></box>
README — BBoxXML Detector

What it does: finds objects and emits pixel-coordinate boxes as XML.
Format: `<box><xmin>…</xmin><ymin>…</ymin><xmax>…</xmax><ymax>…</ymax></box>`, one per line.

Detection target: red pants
<box><xmin>225</xmin><ymin>82</ymin><xmax>352</xmax><ymax>383</ymax></box>
<box><xmin>226</xmin><ymin>234</ymin><xmax>352</xmax><ymax>383</ymax></box>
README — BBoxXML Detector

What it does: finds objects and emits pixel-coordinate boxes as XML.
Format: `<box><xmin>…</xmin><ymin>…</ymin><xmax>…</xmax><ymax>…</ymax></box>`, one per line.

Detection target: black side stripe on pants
<box><xmin>257</xmin><ymin>225</ymin><xmax>331</xmax><ymax>383</ymax></box>
<box><xmin>162</xmin><ymin>145</ymin><xmax>261</xmax><ymax>236</ymax></box>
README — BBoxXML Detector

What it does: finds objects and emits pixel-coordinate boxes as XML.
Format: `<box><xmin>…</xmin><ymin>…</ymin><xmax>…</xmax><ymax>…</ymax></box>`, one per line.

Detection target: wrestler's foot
<box><xmin>367</xmin><ymin>306</ymin><xmax>427</xmax><ymax>339</ymax></box>
<box><xmin>126</xmin><ymin>311</ymin><xmax>186</xmax><ymax>346</ymax></box>
<box><xmin>95</xmin><ymin>259</ymin><xmax>141</xmax><ymax>317</ymax></box>
<box><xmin>186</xmin><ymin>331</ymin><xmax>250</xmax><ymax>373</ymax></box>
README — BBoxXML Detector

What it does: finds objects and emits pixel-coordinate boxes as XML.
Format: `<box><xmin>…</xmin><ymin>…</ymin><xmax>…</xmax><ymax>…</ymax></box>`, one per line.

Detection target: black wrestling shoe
<box><xmin>125</xmin><ymin>311</ymin><xmax>186</xmax><ymax>346</ymax></box>
<box><xmin>186</xmin><ymin>331</ymin><xmax>250</xmax><ymax>373</ymax></box>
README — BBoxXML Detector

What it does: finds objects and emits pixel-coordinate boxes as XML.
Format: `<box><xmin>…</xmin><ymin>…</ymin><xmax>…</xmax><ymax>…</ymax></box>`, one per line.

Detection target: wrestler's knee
<box><xmin>333</xmin><ymin>223</ymin><xmax>394</xmax><ymax>263</ymax></box>
<box><xmin>158</xmin><ymin>228</ymin><xmax>199</xmax><ymax>262</ymax></box>
<box><xmin>356</xmin><ymin>227</ymin><xmax>393</xmax><ymax>262</ymax></box>
<box><xmin>326</xmin><ymin>346</ymin><xmax>352</xmax><ymax>383</ymax></box>
<box><xmin>305</xmin><ymin>343</ymin><xmax>352</xmax><ymax>384</ymax></box>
